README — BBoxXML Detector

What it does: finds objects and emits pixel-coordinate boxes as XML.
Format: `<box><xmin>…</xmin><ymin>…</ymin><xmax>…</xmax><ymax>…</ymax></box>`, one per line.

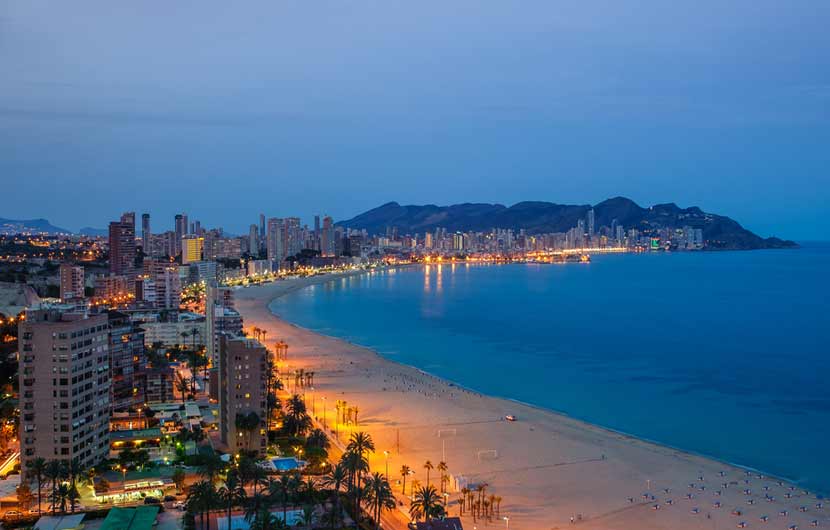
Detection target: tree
<box><xmin>44</xmin><ymin>459</ymin><xmax>66</xmax><ymax>514</ymax></box>
<box><xmin>437</xmin><ymin>461</ymin><xmax>448</xmax><ymax>494</ymax></box>
<box><xmin>364</xmin><ymin>472</ymin><xmax>396</xmax><ymax>530</ymax></box>
<box><xmin>320</xmin><ymin>462</ymin><xmax>347</xmax><ymax>529</ymax></box>
<box><xmin>218</xmin><ymin>470</ymin><xmax>247</xmax><ymax>530</ymax></box>
<box><xmin>235</xmin><ymin>411</ymin><xmax>261</xmax><ymax>452</ymax></box>
<box><xmin>186</xmin><ymin>480</ymin><xmax>216</xmax><ymax>530</ymax></box>
<box><xmin>306</xmin><ymin>428</ymin><xmax>329</xmax><ymax>451</ymax></box>
<box><xmin>26</xmin><ymin>457</ymin><xmax>46</xmax><ymax>514</ymax></box>
<box><xmin>268</xmin><ymin>473</ymin><xmax>299</xmax><ymax>524</ymax></box>
<box><xmin>299</xmin><ymin>504</ymin><xmax>315</xmax><ymax>530</ymax></box>
<box><xmin>283</xmin><ymin>394</ymin><xmax>311</xmax><ymax>437</ymax></box>
<box><xmin>172</xmin><ymin>468</ymin><xmax>187</xmax><ymax>493</ymax></box>
<box><xmin>175</xmin><ymin>373</ymin><xmax>190</xmax><ymax>404</ymax></box>
<box><xmin>16</xmin><ymin>482</ymin><xmax>34</xmax><ymax>512</ymax></box>
<box><xmin>409</xmin><ymin>485</ymin><xmax>445</xmax><ymax>522</ymax></box>
<box><xmin>197</xmin><ymin>452</ymin><xmax>225</xmax><ymax>484</ymax></box>
<box><xmin>423</xmin><ymin>460</ymin><xmax>434</xmax><ymax>488</ymax></box>
<box><xmin>340</xmin><ymin>449</ymin><xmax>368</xmax><ymax>518</ymax></box>
<box><xmin>400</xmin><ymin>465</ymin><xmax>411</xmax><ymax>495</ymax></box>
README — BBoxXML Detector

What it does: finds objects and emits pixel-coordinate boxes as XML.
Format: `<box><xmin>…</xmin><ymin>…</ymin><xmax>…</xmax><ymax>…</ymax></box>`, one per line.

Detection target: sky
<box><xmin>1</xmin><ymin>1</ymin><xmax>828</xmax><ymax>239</ymax></box>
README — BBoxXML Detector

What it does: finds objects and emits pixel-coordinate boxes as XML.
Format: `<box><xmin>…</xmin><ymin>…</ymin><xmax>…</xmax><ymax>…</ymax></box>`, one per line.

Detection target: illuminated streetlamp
<box><xmin>503</xmin><ymin>516</ymin><xmax>510</xmax><ymax>529</ymax></box>
<box><xmin>383</xmin><ymin>450</ymin><xmax>390</xmax><ymax>479</ymax></box>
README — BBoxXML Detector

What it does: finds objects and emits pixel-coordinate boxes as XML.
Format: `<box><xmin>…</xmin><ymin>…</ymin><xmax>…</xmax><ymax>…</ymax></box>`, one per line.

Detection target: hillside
<box><xmin>339</xmin><ymin>197</ymin><xmax>797</xmax><ymax>250</ymax></box>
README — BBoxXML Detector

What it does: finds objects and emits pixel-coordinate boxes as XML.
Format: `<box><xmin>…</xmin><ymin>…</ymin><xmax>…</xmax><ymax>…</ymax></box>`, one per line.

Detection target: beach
<box><xmin>235</xmin><ymin>271</ymin><xmax>825</xmax><ymax>530</ymax></box>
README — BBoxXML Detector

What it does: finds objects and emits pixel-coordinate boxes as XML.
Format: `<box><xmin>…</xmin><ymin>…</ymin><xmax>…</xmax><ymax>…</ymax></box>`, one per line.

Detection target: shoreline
<box><xmin>234</xmin><ymin>269</ymin><xmax>825</xmax><ymax>530</ymax></box>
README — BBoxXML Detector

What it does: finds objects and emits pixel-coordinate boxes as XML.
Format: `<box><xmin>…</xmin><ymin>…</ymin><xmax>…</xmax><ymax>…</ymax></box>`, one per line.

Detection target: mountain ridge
<box><xmin>338</xmin><ymin>197</ymin><xmax>798</xmax><ymax>250</ymax></box>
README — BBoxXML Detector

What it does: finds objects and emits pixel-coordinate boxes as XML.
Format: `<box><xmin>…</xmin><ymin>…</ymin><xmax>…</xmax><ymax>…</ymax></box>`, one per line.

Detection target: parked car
<box><xmin>505</xmin><ymin>414</ymin><xmax>517</xmax><ymax>421</ymax></box>
<box><xmin>163</xmin><ymin>495</ymin><xmax>176</xmax><ymax>502</ymax></box>
<box><xmin>3</xmin><ymin>510</ymin><xmax>21</xmax><ymax>519</ymax></box>
<box><xmin>144</xmin><ymin>497</ymin><xmax>161</xmax><ymax>504</ymax></box>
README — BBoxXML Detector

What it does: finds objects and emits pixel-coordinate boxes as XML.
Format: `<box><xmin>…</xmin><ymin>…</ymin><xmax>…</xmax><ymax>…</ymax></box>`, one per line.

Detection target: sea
<box><xmin>269</xmin><ymin>243</ymin><xmax>830</xmax><ymax>493</ymax></box>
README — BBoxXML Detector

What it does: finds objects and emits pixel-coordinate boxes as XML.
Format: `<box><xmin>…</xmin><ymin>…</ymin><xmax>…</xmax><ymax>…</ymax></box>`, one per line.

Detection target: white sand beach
<box><xmin>235</xmin><ymin>271</ymin><xmax>825</xmax><ymax>530</ymax></box>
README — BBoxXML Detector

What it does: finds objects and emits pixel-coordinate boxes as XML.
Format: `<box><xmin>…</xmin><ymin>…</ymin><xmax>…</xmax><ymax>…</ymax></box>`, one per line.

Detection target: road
<box><xmin>0</xmin><ymin>451</ymin><xmax>18</xmax><ymax>477</ymax></box>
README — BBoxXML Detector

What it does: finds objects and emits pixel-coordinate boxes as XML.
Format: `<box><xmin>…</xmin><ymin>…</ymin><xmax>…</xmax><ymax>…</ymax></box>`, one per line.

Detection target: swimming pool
<box><xmin>271</xmin><ymin>457</ymin><xmax>306</xmax><ymax>471</ymax></box>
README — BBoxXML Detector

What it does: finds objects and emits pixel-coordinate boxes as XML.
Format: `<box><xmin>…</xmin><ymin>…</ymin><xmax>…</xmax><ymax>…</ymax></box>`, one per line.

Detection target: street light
<box><xmin>503</xmin><ymin>516</ymin><xmax>510</xmax><ymax>529</ymax></box>
<box><xmin>321</xmin><ymin>397</ymin><xmax>327</xmax><ymax>429</ymax></box>
<box><xmin>383</xmin><ymin>450</ymin><xmax>390</xmax><ymax>479</ymax></box>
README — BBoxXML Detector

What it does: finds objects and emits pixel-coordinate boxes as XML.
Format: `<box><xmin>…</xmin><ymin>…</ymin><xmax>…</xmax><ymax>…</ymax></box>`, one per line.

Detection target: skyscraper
<box><xmin>218</xmin><ymin>334</ymin><xmax>267</xmax><ymax>455</ymax></box>
<box><xmin>19</xmin><ymin>310</ymin><xmax>111</xmax><ymax>474</ymax></box>
<box><xmin>321</xmin><ymin>216</ymin><xmax>335</xmax><ymax>257</ymax></box>
<box><xmin>587</xmin><ymin>208</ymin><xmax>596</xmax><ymax>236</ymax></box>
<box><xmin>108</xmin><ymin>311</ymin><xmax>147</xmax><ymax>412</ymax></box>
<box><xmin>266</xmin><ymin>218</ymin><xmax>285</xmax><ymax>266</ymax></box>
<box><xmin>259</xmin><ymin>214</ymin><xmax>266</xmax><ymax>254</ymax></box>
<box><xmin>59</xmin><ymin>263</ymin><xmax>85</xmax><ymax>302</ymax></box>
<box><xmin>248</xmin><ymin>225</ymin><xmax>259</xmax><ymax>256</ymax></box>
<box><xmin>174</xmin><ymin>214</ymin><xmax>185</xmax><ymax>256</ymax></box>
<box><xmin>141</xmin><ymin>213</ymin><xmax>151</xmax><ymax>252</ymax></box>
<box><xmin>108</xmin><ymin>212</ymin><xmax>136</xmax><ymax>281</ymax></box>
<box><xmin>182</xmin><ymin>236</ymin><xmax>204</xmax><ymax>264</ymax></box>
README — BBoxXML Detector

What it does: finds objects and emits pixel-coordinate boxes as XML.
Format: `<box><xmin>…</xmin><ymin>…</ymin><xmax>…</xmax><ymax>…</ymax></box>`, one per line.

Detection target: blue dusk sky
<box><xmin>1</xmin><ymin>1</ymin><xmax>828</xmax><ymax>239</ymax></box>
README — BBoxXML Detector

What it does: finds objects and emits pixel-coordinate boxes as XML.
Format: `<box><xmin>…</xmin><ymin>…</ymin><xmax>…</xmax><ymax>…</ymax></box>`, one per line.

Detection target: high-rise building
<box><xmin>94</xmin><ymin>274</ymin><xmax>131</xmax><ymax>303</ymax></box>
<box><xmin>321</xmin><ymin>216</ymin><xmax>335</xmax><ymax>257</ymax></box>
<box><xmin>19</xmin><ymin>310</ymin><xmax>111</xmax><ymax>474</ymax></box>
<box><xmin>174</xmin><ymin>214</ymin><xmax>188</xmax><ymax>256</ymax></box>
<box><xmin>143</xmin><ymin>259</ymin><xmax>181</xmax><ymax>310</ymax></box>
<box><xmin>109</xmin><ymin>212</ymin><xmax>136</xmax><ymax>281</ymax></box>
<box><xmin>141</xmin><ymin>214</ymin><xmax>151</xmax><ymax>253</ymax></box>
<box><xmin>181</xmin><ymin>236</ymin><xmax>204</xmax><ymax>265</ymax></box>
<box><xmin>266</xmin><ymin>218</ymin><xmax>285</xmax><ymax>266</ymax></box>
<box><xmin>206</xmin><ymin>284</ymin><xmax>242</xmax><ymax>365</ymax></box>
<box><xmin>59</xmin><ymin>263</ymin><xmax>85</xmax><ymax>302</ymax></box>
<box><xmin>587</xmin><ymin>209</ymin><xmax>596</xmax><ymax>236</ymax></box>
<box><xmin>108</xmin><ymin>311</ymin><xmax>146</xmax><ymax>412</ymax></box>
<box><xmin>248</xmin><ymin>225</ymin><xmax>259</xmax><ymax>257</ymax></box>
<box><xmin>284</xmin><ymin>217</ymin><xmax>302</xmax><ymax>258</ymax></box>
<box><xmin>218</xmin><ymin>334</ymin><xmax>267</xmax><ymax>455</ymax></box>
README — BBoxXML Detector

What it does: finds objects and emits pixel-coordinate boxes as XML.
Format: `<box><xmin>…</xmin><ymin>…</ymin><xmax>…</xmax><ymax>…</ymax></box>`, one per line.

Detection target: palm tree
<box><xmin>346</xmin><ymin>432</ymin><xmax>375</xmax><ymax>515</ymax></box>
<box><xmin>180</xmin><ymin>331</ymin><xmax>189</xmax><ymax>350</ymax></box>
<box><xmin>320</xmin><ymin>462</ymin><xmax>347</xmax><ymax>529</ymax></box>
<box><xmin>218</xmin><ymin>470</ymin><xmax>247</xmax><ymax>530</ymax></box>
<box><xmin>460</xmin><ymin>487</ymin><xmax>471</xmax><ymax>515</ymax></box>
<box><xmin>423</xmin><ymin>460</ymin><xmax>434</xmax><ymax>487</ymax></box>
<box><xmin>175</xmin><ymin>372</ymin><xmax>190</xmax><ymax>404</ymax></box>
<box><xmin>63</xmin><ymin>460</ymin><xmax>87</xmax><ymax>513</ymax></box>
<box><xmin>436</xmin><ymin>461</ymin><xmax>448</xmax><ymax>493</ymax></box>
<box><xmin>495</xmin><ymin>495</ymin><xmax>502</xmax><ymax>517</ymax></box>
<box><xmin>284</xmin><ymin>395</ymin><xmax>311</xmax><ymax>437</ymax></box>
<box><xmin>26</xmin><ymin>457</ymin><xmax>47</xmax><ymax>514</ymax></box>
<box><xmin>306</xmin><ymin>428</ymin><xmax>329</xmax><ymax>450</ymax></box>
<box><xmin>364</xmin><ymin>472</ymin><xmax>396</xmax><ymax>530</ymax></box>
<box><xmin>198</xmin><ymin>452</ymin><xmax>225</xmax><ymax>484</ymax></box>
<box><xmin>409</xmin><ymin>485</ymin><xmax>445</xmax><ymax>522</ymax></box>
<box><xmin>247</xmin><ymin>507</ymin><xmax>288</xmax><ymax>530</ymax></box>
<box><xmin>268</xmin><ymin>473</ymin><xmax>297</xmax><ymax>523</ymax></box>
<box><xmin>249</xmin><ymin>465</ymin><xmax>268</xmax><ymax>496</ymax></box>
<box><xmin>476</xmin><ymin>482</ymin><xmax>488</xmax><ymax>513</ymax></box>
<box><xmin>172</xmin><ymin>468</ymin><xmax>186</xmax><ymax>493</ymax></box>
<box><xmin>299</xmin><ymin>504</ymin><xmax>315</xmax><ymax>530</ymax></box>
<box><xmin>399</xmin><ymin>465</ymin><xmax>411</xmax><ymax>495</ymax></box>
<box><xmin>186</xmin><ymin>480</ymin><xmax>216</xmax><ymax>530</ymax></box>
<box><xmin>44</xmin><ymin>459</ymin><xmax>65</xmax><ymax>514</ymax></box>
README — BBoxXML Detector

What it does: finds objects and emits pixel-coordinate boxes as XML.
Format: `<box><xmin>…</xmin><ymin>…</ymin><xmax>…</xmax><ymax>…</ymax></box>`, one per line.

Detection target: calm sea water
<box><xmin>269</xmin><ymin>244</ymin><xmax>830</xmax><ymax>493</ymax></box>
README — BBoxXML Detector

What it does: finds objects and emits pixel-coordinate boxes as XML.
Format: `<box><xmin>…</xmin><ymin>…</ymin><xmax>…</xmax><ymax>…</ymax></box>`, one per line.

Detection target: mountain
<box><xmin>339</xmin><ymin>197</ymin><xmax>798</xmax><ymax>250</ymax></box>
<box><xmin>0</xmin><ymin>217</ymin><xmax>72</xmax><ymax>235</ymax></box>
<box><xmin>79</xmin><ymin>227</ymin><xmax>108</xmax><ymax>237</ymax></box>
